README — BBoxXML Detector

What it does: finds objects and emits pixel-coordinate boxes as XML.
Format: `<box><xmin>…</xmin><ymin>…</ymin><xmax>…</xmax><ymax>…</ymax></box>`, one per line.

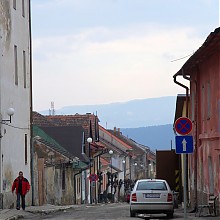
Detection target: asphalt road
<box><xmin>23</xmin><ymin>203</ymin><xmax>188</xmax><ymax>220</ymax></box>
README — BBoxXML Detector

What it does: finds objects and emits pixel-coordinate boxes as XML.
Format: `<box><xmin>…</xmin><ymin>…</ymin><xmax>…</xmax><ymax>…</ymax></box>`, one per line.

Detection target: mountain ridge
<box><xmin>40</xmin><ymin>96</ymin><xmax>176</xmax><ymax>129</ymax></box>
<box><xmin>39</xmin><ymin>96</ymin><xmax>176</xmax><ymax>150</ymax></box>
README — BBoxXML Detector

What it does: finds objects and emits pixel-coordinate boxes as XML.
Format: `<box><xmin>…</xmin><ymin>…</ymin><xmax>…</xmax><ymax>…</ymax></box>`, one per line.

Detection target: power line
<box><xmin>171</xmin><ymin>53</ymin><xmax>193</xmax><ymax>62</ymax></box>
<box><xmin>1</xmin><ymin>122</ymin><xmax>29</xmax><ymax>130</ymax></box>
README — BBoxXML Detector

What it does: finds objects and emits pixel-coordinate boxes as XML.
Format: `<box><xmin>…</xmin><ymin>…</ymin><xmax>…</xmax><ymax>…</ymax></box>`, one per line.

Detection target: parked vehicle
<box><xmin>129</xmin><ymin>179</ymin><xmax>174</xmax><ymax>218</ymax></box>
<box><xmin>125</xmin><ymin>190</ymin><xmax>131</xmax><ymax>203</ymax></box>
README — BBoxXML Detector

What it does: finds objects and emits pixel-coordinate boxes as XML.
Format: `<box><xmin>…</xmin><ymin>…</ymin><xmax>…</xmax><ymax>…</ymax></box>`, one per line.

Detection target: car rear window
<box><xmin>136</xmin><ymin>181</ymin><xmax>167</xmax><ymax>191</ymax></box>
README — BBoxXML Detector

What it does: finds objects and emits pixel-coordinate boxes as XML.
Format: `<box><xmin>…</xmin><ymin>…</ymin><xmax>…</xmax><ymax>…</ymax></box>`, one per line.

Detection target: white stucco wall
<box><xmin>0</xmin><ymin>0</ymin><xmax>31</xmax><ymax>208</ymax></box>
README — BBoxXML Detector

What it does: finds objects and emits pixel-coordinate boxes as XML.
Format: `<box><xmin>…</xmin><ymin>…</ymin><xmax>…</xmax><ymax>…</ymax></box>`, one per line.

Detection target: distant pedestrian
<box><xmin>12</xmin><ymin>171</ymin><xmax>30</xmax><ymax>210</ymax></box>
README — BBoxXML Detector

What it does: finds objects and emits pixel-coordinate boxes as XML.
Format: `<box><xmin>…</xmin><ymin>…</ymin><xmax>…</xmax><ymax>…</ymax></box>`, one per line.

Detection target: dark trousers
<box><xmin>16</xmin><ymin>193</ymin><xmax>25</xmax><ymax>210</ymax></box>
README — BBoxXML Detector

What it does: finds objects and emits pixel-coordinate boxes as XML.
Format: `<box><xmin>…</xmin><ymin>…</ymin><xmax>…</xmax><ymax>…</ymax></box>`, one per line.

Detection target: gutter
<box><xmin>183</xmin><ymin>68</ymin><xmax>198</xmax><ymax>211</ymax></box>
<box><xmin>29</xmin><ymin>0</ymin><xmax>34</xmax><ymax>206</ymax></box>
<box><xmin>173</xmin><ymin>70</ymin><xmax>190</xmax><ymax>214</ymax></box>
<box><xmin>173</xmin><ymin>70</ymin><xmax>189</xmax><ymax>117</ymax></box>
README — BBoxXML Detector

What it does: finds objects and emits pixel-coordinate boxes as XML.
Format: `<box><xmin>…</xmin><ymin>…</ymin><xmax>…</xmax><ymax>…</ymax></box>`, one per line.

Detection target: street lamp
<box><xmin>125</xmin><ymin>149</ymin><xmax>133</xmax><ymax>180</ymax></box>
<box><xmin>122</xmin><ymin>159</ymin><xmax>126</xmax><ymax>180</ymax></box>
<box><xmin>122</xmin><ymin>159</ymin><xmax>126</xmax><ymax>200</ymax></box>
<box><xmin>1</xmin><ymin>108</ymin><xmax>15</xmax><ymax>123</ymax></box>
<box><xmin>149</xmin><ymin>163</ymin><xmax>152</xmax><ymax>178</ymax></box>
<box><xmin>87</xmin><ymin>137</ymin><xmax>92</xmax><ymax>204</ymax></box>
<box><xmin>109</xmin><ymin>150</ymin><xmax>113</xmax><ymax>202</ymax></box>
<box><xmin>134</xmin><ymin>162</ymin><xmax>137</xmax><ymax>180</ymax></box>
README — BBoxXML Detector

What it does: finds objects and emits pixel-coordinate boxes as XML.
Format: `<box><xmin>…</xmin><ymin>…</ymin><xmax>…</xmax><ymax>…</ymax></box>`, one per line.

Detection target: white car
<box><xmin>129</xmin><ymin>179</ymin><xmax>174</xmax><ymax>218</ymax></box>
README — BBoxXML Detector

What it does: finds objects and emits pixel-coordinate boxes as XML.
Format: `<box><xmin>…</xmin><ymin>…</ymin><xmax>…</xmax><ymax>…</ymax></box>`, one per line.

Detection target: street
<box><xmin>22</xmin><ymin>203</ymin><xmax>189</xmax><ymax>220</ymax></box>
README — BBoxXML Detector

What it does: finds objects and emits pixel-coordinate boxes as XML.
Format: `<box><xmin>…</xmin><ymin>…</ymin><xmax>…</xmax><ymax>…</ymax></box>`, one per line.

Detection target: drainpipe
<box><xmin>173</xmin><ymin>71</ymin><xmax>189</xmax><ymax>217</ymax></box>
<box><xmin>28</xmin><ymin>0</ymin><xmax>34</xmax><ymax>206</ymax></box>
<box><xmin>182</xmin><ymin>69</ymin><xmax>198</xmax><ymax>211</ymax></box>
<box><xmin>173</xmin><ymin>70</ymin><xmax>189</xmax><ymax>117</ymax></box>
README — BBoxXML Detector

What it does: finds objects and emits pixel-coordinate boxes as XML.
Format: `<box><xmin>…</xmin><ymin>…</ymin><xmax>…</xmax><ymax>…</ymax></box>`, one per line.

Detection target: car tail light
<box><xmin>131</xmin><ymin>193</ymin><xmax>137</xmax><ymax>202</ymax></box>
<box><xmin>167</xmin><ymin>193</ymin><xmax>173</xmax><ymax>202</ymax></box>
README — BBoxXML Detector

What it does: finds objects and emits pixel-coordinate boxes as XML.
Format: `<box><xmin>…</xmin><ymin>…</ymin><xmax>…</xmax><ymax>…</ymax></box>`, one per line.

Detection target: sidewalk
<box><xmin>175</xmin><ymin>207</ymin><xmax>220</xmax><ymax>220</ymax></box>
<box><xmin>0</xmin><ymin>204</ymin><xmax>80</xmax><ymax>220</ymax></box>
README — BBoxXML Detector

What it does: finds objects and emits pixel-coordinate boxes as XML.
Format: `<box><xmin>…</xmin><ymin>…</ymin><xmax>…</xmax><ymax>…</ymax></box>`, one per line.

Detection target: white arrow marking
<box><xmin>182</xmin><ymin>138</ymin><xmax>187</xmax><ymax>151</ymax></box>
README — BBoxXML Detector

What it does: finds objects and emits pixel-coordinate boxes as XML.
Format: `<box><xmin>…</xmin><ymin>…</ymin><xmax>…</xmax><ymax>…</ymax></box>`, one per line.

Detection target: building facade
<box><xmin>173</xmin><ymin>27</ymin><xmax>220</xmax><ymax>211</ymax></box>
<box><xmin>0</xmin><ymin>0</ymin><xmax>31</xmax><ymax>208</ymax></box>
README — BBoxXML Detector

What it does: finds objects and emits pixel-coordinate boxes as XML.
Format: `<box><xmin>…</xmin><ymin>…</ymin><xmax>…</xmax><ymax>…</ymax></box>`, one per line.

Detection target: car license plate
<box><xmin>145</xmin><ymin>193</ymin><xmax>160</xmax><ymax>198</ymax></box>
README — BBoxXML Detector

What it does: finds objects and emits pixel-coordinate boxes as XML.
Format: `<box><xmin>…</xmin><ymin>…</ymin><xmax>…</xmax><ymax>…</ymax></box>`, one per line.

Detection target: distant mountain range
<box><xmin>40</xmin><ymin>96</ymin><xmax>177</xmax><ymax>151</ymax></box>
<box><xmin>40</xmin><ymin>96</ymin><xmax>176</xmax><ymax>129</ymax></box>
<box><xmin>121</xmin><ymin>124</ymin><xmax>175</xmax><ymax>151</ymax></box>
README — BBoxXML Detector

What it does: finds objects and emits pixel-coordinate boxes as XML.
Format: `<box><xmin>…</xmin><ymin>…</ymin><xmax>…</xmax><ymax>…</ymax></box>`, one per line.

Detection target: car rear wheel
<box><xmin>167</xmin><ymin>212</ymin><xmax>174</xmax><ymax>218</ymax></box>
<box><xmin>130</xmin><ymin>208</ymin><xmax>136</xmax><ymax>217</ymax></box>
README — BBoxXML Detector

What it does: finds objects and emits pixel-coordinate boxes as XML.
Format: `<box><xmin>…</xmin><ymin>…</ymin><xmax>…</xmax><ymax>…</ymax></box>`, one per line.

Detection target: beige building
<box><xmin>0</xmin><ymin>0</ymin><xmax>32</xmax><ymax>208</ymax></box>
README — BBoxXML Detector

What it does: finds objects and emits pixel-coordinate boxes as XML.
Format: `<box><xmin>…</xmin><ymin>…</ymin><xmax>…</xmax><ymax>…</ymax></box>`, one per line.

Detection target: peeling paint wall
<box><xmin>34</xmin><ymin>140</ymin><xmax>76</xmax><ymax>205</ymax></box>
<box><xmin>45</xmin><ymin>166</ymin><xmax>75</xmax><ymax>205</ymax></box>
<box><xmin>189</xmin><ymin>51</ymin><xmax>220</xmax><ymax>210</ymax></box>
<box><xmin>0</xmin><ymin>0</ymin><xmax>11</xmax><ymax>51</ymax></box>
<box><xmin>0</xmin><ymin>0</ymin><xmax>31</xmax><ymax>209</ymax></box>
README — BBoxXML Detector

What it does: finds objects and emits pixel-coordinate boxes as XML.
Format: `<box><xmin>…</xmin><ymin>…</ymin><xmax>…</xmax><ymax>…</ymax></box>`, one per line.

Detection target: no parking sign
<box><xmin>89</xmin><ymin>173</ymin><xmax>98</xmax><ymax>182</ymax></box>
<box><xmin>174</xmin><ymin>117</ymin><xmax>192</xmax><ymax>135</ymax></box>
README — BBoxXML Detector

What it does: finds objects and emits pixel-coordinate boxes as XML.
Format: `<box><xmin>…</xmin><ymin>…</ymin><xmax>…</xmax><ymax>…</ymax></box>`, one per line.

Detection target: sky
<box><xmin>31</xmin><ymin>0</ymin><xmax>219</xmax><ymax>111</ymax></box>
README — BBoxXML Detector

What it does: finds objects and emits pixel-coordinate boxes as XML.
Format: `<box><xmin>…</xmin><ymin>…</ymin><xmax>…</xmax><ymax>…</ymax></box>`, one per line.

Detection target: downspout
<box><xmin>173</xmin><ymin>70</ymin><xmax>189</xmax><ymax>117</ymax></box>
<box><xmin>183</xmin><ymin>69</ymin><xmax>198</xmax><ymax>211</ymax></box>
<box><xmin>29</xmin><ymin>0</ymin><xmax>34</xmax><ymax>206</ymax></box>
<box><xmin>173</xmin><ymin>71</ymin><xmax>189</xmax><ymax>213</ymax></box>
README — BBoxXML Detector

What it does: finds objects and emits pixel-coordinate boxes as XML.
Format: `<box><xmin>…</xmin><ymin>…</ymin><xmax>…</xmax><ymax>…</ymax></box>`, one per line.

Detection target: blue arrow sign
<box><xmin>175</xmin><ymin>136</ymin><xmax>193</xmax><ymax>154</ymax></box>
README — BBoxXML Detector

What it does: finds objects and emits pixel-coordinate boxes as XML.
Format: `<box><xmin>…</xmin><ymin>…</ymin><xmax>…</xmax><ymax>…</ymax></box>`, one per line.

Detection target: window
<box><xmin>208</xmin><ymin>156</ymin><xmax>214</xmax><ymax>194</ymax></box>
<box><xmin>207</xmin><ymin>82</ymin><xmax>211</xmax><ymax>119</ymax></box>
<box><xmin>202</xmin><ymin>85</ymin><xmax>205</xmax><ymax>120</ymax></box>
<box><xmin>24</xmin><ymin>134</ymin><xmax>27</xmax><ymax>164</ymax></box>
<box><xmin>14</xmin><ymin>45</ymin><xmax>18</xmax><ymax>85</ymax></box>
<box><xmin>191</xmin><ymin>91</ymin><xmax>195</xmax><ymax>121</ymax></box>
<box><xmin>22</xmin><ymin>0</ymin><xmax>25</xmax><ymax>17</ymax></box>
<box><xmin>13</xmin><ymin>0</ymin><xmax>16</xmax><ymax>9</ymax></box>
<box><xmin>137</xmin><ymin>181</ymin><xmax>167</xmax><ymax>191</ymax></box>
<box><xmin>78</xmin><ymin>177</ymin><xmax>80</xmax><ymax>194</ymax></box>
<box><xmin>62</xmin><ymin>168</ymin><xmax>65</xmax><ymax>190</ymax></box>
<box><xmin>23</xmin><ymin>51</ymin><xmax>26</xmax><ymax>88</ymax></box>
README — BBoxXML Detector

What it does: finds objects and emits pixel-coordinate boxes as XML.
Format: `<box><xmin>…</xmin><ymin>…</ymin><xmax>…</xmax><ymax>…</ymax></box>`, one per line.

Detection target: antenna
<box><xmin>49</xmin><ymin>101</ymin><xmax>55</xmax><ymax>115</ymax></box>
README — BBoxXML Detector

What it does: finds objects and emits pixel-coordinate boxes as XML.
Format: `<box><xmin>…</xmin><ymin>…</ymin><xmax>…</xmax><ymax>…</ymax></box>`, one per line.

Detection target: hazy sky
<box><xmin>31</xmin><ymin>0</ymin><xmax>219</xmax><ymax>111</ymax></box>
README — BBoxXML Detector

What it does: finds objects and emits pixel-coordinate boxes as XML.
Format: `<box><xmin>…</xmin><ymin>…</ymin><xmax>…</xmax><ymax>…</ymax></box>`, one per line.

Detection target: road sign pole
<box><xmin>183</xmin><ymin>153</ymin><xmax>187</xmax><ymax>219</ymax></box>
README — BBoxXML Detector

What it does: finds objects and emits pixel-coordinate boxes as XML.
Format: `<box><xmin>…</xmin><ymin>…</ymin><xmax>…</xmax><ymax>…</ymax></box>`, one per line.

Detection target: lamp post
<box><xmin>87</xmin><ymin>137</ymin><xmax>92</xmax><ymax>204</ymax></box>
<box><xmin>134</xmin><ymin>162</ymin><xmax>137</xmax><ymax>180</ymax></box>
<box><xmin>149</xmin><ymin>163</ymin><xmax>152</xmax><ymax>178</ymax></box>
<box><xmin>1</xmin><ymin>108</ymin><xmax>15</xmax><ymax>123</ymax></box>
<box><xmin>109</xmin><ymin>150</ymin><xmax>113</xmax><ymax>202</ymax></box>
<box><xmin>122</xmin><ymin>159</ymin><xmax>126</xmax><ymax>180</ymax></box>
<box><xmin>122</xmin><ymin>159</ymin><xmax>126</xmax><ymax>200</ymax></box>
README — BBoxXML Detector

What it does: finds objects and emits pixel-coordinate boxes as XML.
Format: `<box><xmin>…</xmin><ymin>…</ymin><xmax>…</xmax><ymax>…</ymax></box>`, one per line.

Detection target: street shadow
<box><xmin>136</xmin><ymin>213</ymin><xmax>184</xmax><ymax>219</ymax></box>
<box><xmin>136</xmin><ymin>214</ymin><xmax>167</xmax><ymax>219</ymax></box>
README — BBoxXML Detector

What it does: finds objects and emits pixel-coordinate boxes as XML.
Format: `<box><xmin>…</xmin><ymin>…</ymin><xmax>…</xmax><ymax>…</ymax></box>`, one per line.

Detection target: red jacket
<box><xmin>12</xmin><ymin>177</ymin><xmax>30</xmax><ymax>195</ymax></box>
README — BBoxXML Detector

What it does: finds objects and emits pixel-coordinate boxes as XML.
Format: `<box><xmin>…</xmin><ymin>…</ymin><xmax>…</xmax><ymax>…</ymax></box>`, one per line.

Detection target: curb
<box><xmin>4</xmin><ymin>214</ymin><xmax>23</xmax><ymax>220</ymax></box>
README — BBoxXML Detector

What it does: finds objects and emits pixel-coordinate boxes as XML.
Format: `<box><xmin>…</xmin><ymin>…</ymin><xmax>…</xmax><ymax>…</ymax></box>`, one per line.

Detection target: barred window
<box><xmin>23</xmin><ymin>51</ymin><xmax>26</xmax><ymax>88</ymax></box>
<box><xmin>13</xmin><ymin>0</ymin><xmax>16</xmax><ymax>9</ymax></box>
<box><xmin>62</xmin><ymin>168</ymin><xmax>65</xmax><ymax>190</ymax></box>
<box><xmin>14</xmin><ymin>45</ymin><xmax>18</xmax><ymax>85</ymax></box>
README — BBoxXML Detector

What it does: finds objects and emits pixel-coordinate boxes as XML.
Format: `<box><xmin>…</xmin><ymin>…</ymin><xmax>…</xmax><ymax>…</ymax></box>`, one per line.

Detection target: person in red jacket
<box><xmin>12</xmin><ymin>171</ymin><xmax>30</xmax><ymax>210</ymax></box>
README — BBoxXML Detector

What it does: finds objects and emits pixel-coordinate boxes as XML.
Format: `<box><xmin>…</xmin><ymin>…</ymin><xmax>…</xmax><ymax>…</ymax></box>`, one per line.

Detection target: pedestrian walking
<box><xmin>12</xmin><ymin>171</ymin><xmax>30</xmax><ymax>210</ymax></box>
